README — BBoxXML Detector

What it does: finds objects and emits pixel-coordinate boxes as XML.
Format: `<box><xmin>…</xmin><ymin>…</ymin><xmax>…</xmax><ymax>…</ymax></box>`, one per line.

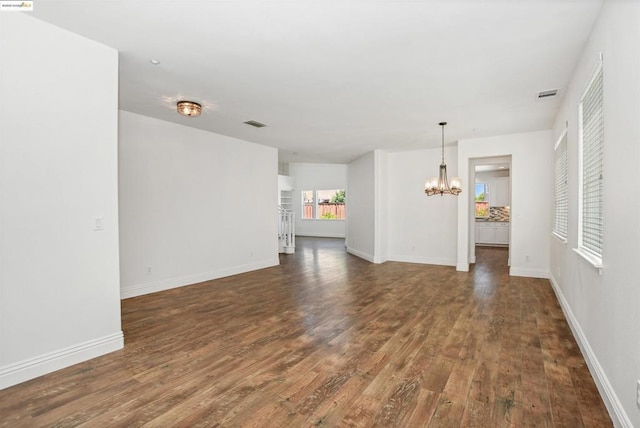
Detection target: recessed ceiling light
<box><xmin>150</xmin><ymin>59</ymin><xmax>160</xmax><ymax>65</ymax></box>
<box><xmin>499</xmin><ymin>166</ymin><xmax>505</xmax><ymax>169</ymax></box>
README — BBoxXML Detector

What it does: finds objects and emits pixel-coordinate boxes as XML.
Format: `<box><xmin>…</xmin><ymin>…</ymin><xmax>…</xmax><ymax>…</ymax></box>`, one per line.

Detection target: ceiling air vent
<box><xmin>537</xmin><ymin>89</ymin><xmax>559</xmax><ymax>99</ymax></box>
<box><xmin>244</xmin><ymin>120</ymin><xmax>267</xmax><ymax>128</ymax></box>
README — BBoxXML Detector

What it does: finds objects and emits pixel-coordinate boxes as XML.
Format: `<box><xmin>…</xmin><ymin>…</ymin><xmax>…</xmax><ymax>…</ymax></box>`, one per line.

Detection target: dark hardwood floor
<box><xmin>0</xmin><ymin>238</ymin><xmax>611</xmax><ymax>427</ymax></box>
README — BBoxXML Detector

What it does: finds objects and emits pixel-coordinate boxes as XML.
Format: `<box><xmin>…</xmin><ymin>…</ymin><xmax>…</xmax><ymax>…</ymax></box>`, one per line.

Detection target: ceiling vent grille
<box><xmin>537</xmin><ymin>89</ymin><xmax>559</xmax><ymax>99</ymax></box>
<box><xmin>244</xmin><ymin>120</ymin><xmax>267</xmax><ymax>128</ymax></box>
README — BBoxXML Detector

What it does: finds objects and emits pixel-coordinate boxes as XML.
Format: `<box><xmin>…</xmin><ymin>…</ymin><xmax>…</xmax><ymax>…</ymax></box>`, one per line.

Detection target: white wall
<box><xmin>374</xmin><ymin>150</ymin><xmax>388</xmax><ymax>263</ymax></box>
<box><xmin>346</xmin><ymin>152</ymin><xmax>376</xmax><ymax>261</ymax></box>
<box><xmin>457</xmin><ymin>130</ymin><xmax>552</xmax><ymax>277</ymax></box>
<box><xmin>0</xmin><ymin>13</ymin><xmax>123</xmax><ymax>388</ymax></box>
<box><xmin>386</xmin><ymin>147</ymin><xmax>459</xmax><ymax>266</ymax></box>
<box><xmin>549</xmin><ymin>1</ymin><xmax>640</xmax><ymax>425</ymax></box>
<box><xmin>288</xmin><ymin>163</ymin><xmax>347</xmax><ymax>238</ymax></box>
<box><xmin>475</xmin><ymin>170</ymin><xmax>509</xmax><ymax>181</ymax></box>
<box><xmin>119</xmin><ymin>111</ymin><xmax>279</xmax><ymax>298</ymax></box>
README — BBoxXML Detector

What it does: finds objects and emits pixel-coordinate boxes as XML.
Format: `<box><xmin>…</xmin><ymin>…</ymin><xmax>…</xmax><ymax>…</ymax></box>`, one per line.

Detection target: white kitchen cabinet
<box><xmin>492</xmin><ymin>177</ymin><xmax>510</xmax><ymax>207</ymax></box>
<box><xmin>476</xmin><ymin>221</ymin><xmax>509</xmax><ymax>245</ymax></box>
<box><xmin>494</xmin><ymin>223</ymin><xmax>510</xmax><ymax>244</ymax></box>
<box><xmin>477</xmin><ymin>226</ymin><xmax>495</xmax><ymax>243</ymax></box>
<box><xmin>481</xmin><ymin>177</ymin><xmax>510</xmax><ymax>207</ymax></box>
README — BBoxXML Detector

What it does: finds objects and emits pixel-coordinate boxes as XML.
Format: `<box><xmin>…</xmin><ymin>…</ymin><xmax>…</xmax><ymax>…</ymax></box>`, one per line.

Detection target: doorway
<box><xmin>469</xmin><ymin>156</ymin><xmax>512</xmax><ymax>267</ymax></box>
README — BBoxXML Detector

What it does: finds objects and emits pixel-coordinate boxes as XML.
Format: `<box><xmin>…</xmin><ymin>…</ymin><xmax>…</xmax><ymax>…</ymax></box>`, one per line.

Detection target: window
<box><xmin>577</xmin><ymin>57</ymin><xmax>604</xmax><ymax>264</ymax></box>
<box><xmin>302</xmin><ymin>189</ymin><xmax>346</xmax><ymax>220</ymax></box>
<box><xmin>474</xmin><ymin>183</ymin><xmax>487</xmax><ymax>201</ymax></box>
<box><xmin>553</xmin><ymin>131</ymin><xmax>568</xmax><ymax>240</ymax></box>
<box><xmin>474</xmin><ymin>183</ymin><xmax>489</xmax><ymax>218</ymax></box>
<box><xmin>302</xmin><ymin>190</ymin><xmax>315</xmax><ymax>219</ymax></box>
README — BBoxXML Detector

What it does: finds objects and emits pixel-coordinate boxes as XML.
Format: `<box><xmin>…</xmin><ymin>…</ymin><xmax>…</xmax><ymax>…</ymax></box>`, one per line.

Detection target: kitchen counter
<box><xmin>476</xmin><ymin>206</ymin><xmax>510</xmax><ymax>222</ymax></box>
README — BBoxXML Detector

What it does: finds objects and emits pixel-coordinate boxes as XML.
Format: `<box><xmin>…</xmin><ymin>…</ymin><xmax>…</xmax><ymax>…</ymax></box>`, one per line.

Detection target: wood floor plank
<box><xmin>0</xmin><ymin>239</ymin><xmax>611</xmax><ymax>427</ymax></box>
<box><xmin>403</xmin><ymin>387</ymin><xmax>440</xmax><ymax>426</ymax></box>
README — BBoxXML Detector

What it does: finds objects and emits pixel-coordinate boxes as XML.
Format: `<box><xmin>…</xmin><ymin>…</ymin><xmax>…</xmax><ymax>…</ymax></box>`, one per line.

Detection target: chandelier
<box><xmin>425</xmin><ymin>122</ymin><xmax>462</xmax><ymax>196</ymax></box>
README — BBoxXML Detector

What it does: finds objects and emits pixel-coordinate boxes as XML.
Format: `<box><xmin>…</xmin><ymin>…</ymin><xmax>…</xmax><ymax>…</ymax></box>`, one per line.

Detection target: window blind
<box><xmin>579</xmin><ymin>63</ymin><xmax>604</xmax><ymax>257</ymax></box>
<box><xmin>553</xmin><ymin>132</ymin><xmax>568</xmax><ymax>239</ymax></box>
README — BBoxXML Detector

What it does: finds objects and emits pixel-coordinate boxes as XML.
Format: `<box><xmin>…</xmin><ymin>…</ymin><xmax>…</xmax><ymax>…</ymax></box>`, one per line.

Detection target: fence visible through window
<box><xmin>302</xmin><ymin>189</ymin><xmax>346</xmax><ymax>220</ymax></box>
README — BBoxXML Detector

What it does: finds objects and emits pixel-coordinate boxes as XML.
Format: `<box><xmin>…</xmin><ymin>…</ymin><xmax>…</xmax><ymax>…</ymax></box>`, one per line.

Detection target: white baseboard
<box><xmin>549</xmin><ymin>274</ymin><xmax>632</xmax><ymax>428</ymax></box>
<box><xmin>346</xmin><ymin>247</ymin><xmax>376</xmax><ymax>263</ymax></box>
<box><xmin>296</xmin><ymin>233</ymin><xmax>346</xmax><ymax>238</ymax></box>
<box><xmin>456</xmin><ymin>262</ymin><xmax>470</xmax><ymax>272</ymax></box>
<box><xmin>0</xmin><ymin>331</ymin><xmax>124</xmax><ymax>390</ymax></box>
<box><xmin>121</xmin><ymin>258</ymin><xmax>280</xmax><ymax>299</ymax></box>
<box><xmin>509</xmin><ymin>267</ymin><xmax>549</xmax><ymax>278</ymax></box>
<box><xmin>387</xmin><ymin>254</ymin><xmax>456</xmax><ymax>267</ymax></box>
<box><xmin>373</xmin><ymin>255</ymin><xmax>388</xmax><ymax>264</ymax></box>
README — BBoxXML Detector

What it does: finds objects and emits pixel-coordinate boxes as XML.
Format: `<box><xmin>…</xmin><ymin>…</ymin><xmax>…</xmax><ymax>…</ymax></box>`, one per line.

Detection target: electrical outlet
<box><xmin>636</xmin><ymin>379</ymin><xmax>640</xmax><ymax>408</ymax></box>
<box><xmin>146</xmin><ymin>266</ymin><xmax>152</xmax><ymax>275</ymax></box>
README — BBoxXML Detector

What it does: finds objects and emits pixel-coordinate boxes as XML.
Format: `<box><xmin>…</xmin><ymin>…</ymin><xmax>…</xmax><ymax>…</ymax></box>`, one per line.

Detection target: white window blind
<box><xmin>553</xmin><ymin>131</ymin><xmax>568</xmax><ymax>240</ymax></box>
<box><xmin>578</xmin><ymin>61</ymin><xmax>604</xmax><ymax>258</ymax></box>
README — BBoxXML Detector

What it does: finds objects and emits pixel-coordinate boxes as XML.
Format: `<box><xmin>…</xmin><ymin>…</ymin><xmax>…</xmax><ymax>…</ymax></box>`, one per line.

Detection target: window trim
<box><xmin>552</xmin><ymin>129</ymin><xmax>568</xmax><ymax>242</ymax></box>
<box><xmin>301</xmin><ymin>189</ymin><xmax>346</xmax><ymax>221</ymax></box>
<box><xmin>576</xmin><ymin>54</ymin><xmax>604</xmax><ymax>269</ymax></box>
<box><xmin>301</xmin><ymin>190</ymin><xmax>316</xmax><ymax>220</ymax></box>
<box><xmin>573</xmin><ymin>247</ymin><xmax>603</xmax><ymax>274</ymax></box>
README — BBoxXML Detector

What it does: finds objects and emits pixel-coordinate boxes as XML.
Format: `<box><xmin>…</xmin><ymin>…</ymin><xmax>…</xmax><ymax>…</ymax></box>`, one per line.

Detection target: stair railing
<box><xmin>278</xmin><ymin>206</ymin><xmax>295</xmax><ymax>253</ymax></box>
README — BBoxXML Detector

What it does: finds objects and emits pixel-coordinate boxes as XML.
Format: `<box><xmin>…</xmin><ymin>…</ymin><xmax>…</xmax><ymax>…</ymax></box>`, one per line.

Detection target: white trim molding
<box><xmin>509</xmin><ymin>267</ymin><xmax>549</xmax><ymax>278</ymax></box>
<box><xmin>549</xmin><ymin>274</ymin><xmax>633</xmax><ymax>428</ymax></box>
<box><xmin>456</xmin><ymin>262</ymin><xmax>470</xmax><ymax>272</ymax></box>
<box><xmin>0</xmin><ymin>332</ymin><xmax>124</xmax><ymax>390</ymax></box>
<box><xmin>121</xmin><ymin>258</ymin><xmax>280</xmax><ymax>299</ymax></box>
<box><xmin>573</xmin><ymin>247</ymin><xmax>603</xmax><ymax>275</ymax></box>
<box><xmin>296</xmin><ymin>232</ymin><xmax>346</xmax><ymax>238</ymax></box>
<box><xmin>387</xmin><ymin>254</ymin><xmax>456</xmax><ymax>267</ymax></box>
<box><xmin>346</xmin><ymin>247</ymin><xmax>376</xmax><ymax>263</ymax></box>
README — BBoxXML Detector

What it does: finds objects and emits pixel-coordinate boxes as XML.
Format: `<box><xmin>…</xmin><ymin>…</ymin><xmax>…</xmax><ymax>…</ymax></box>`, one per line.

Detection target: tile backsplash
<box><xmin>480</xmin><ymin>206</ymin><xmax>510</xmax><ymax>222</ymax></box>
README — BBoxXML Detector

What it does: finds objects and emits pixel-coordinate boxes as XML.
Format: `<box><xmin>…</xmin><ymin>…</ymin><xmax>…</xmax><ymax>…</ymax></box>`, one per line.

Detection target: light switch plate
<box><xmin>93</xmin><ymin>216</ymin><xmax>104</xmax><ymax>231</ymax></box>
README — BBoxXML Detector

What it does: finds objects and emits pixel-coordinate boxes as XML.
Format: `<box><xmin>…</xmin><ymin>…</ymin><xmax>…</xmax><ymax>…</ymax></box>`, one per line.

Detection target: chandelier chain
<box><xmin>441</xmin><ymin>124</ymin><xmax>445</xmax><ymax>164</ymax></box>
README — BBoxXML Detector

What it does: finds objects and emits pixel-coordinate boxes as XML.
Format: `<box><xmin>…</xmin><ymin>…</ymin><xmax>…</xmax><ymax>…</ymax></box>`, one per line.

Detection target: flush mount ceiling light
<box><xmin>176</xmin><ymin>101</ymin><xmax>202</xmax><ymax>117</ymax></box>
<box><xmin>425</xmin><ymin>122</ymin><xmax>462</xmax><ymax>196</ymax></box>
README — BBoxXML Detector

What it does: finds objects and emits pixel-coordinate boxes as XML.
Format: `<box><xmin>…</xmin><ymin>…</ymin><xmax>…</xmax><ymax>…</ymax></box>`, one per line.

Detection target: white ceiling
<box><xmin>30</xmin><ymin>0</ymin><xmax>602</xmax><ymax>163</ymax></box>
